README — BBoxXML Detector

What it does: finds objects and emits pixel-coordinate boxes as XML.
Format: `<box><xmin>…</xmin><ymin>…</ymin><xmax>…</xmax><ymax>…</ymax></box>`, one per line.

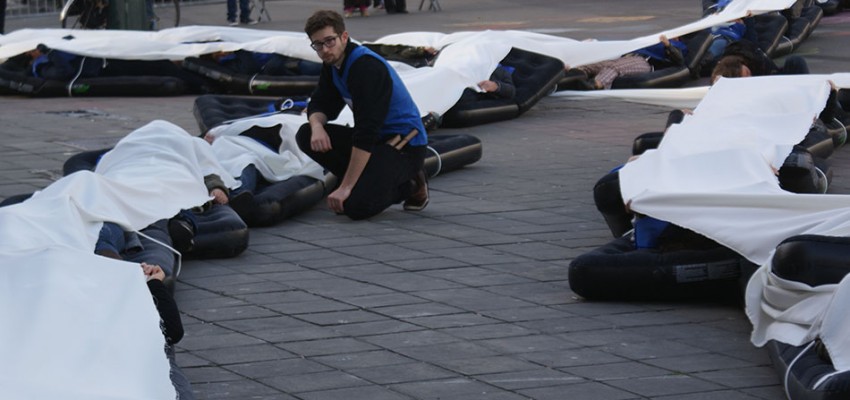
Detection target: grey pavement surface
<box><xmin>3</xmin><ymin>1</ymin><xmax>850</xmax><ymax>399</ymax></box>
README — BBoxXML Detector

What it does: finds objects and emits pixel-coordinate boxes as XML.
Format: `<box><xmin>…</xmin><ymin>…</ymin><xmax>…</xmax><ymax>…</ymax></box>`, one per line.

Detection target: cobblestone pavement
<box><xmin>3</xmin><ymin>1</ymin><xmax>850</xmax><ymax>399</ymax></box>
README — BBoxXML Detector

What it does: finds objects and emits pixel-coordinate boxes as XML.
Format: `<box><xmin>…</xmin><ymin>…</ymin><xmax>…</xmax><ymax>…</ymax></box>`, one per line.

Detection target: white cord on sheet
<box><xmin>833</xmin><ymin>117</ymin><xmax>848</xmax><ymax>146</ymax></box>
<box><xmin>66</xmin><ymin>56</ymin><xmax>88</xmax><ymax>97</ymax></box>
<box><xmin>426</xmin><ymin>145</ymin><xmax>441</xmax><ymax>178</ymax></box>
<box><xmin>134</xmin><ymin>229</ymin><xmax>183</xmax><ymax>279</ymax></box>
<box><xmin>248</xmin><ymin>73</ymin><xmax>259</xmax><ymax>95</ymax></box>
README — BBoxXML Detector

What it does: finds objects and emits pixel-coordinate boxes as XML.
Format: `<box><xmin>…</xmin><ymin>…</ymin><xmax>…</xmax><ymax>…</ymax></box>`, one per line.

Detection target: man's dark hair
<box><xmin>305</xmin><ymin>10</ymin><xmax>346</xmax><ymax>37</ymax></box>
<box><xmin>711</xmin><ymin>55</ymin><xmax>746</xmax><ymax>83</ymax></box>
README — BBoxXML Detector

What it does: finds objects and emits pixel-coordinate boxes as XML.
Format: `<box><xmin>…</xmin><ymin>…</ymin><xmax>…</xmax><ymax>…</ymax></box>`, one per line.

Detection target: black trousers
<box><xmin>296</xmin><ymin>123</ymin><xmax>425</xmax><ymax>220</ymax></box>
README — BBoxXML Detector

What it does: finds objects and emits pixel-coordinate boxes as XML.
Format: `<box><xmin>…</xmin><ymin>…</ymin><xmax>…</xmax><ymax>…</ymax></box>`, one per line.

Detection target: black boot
<box><xmin>403</xmin><ymin>170</ymin><xmax>429</xmax><ymax>211</ymax></box>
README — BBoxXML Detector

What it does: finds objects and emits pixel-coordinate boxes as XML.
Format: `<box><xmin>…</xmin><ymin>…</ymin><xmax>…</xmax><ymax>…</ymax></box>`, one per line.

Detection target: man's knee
<box><xmin>295</xmin><ymin>123</ymin><xmax>312</xmax><ymax>152</ymax></box>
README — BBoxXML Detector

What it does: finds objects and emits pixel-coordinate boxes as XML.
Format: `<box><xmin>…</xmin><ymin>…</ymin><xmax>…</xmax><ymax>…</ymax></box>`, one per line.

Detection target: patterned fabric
<box><xmin>577</xmin><ymin>55</ymin><xmax>651</xmax><ymax>89</ymax></box>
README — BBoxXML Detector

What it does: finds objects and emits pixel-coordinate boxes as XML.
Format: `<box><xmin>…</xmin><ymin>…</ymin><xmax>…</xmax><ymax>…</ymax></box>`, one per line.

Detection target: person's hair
<box><xmin>305</xmin><ymin>10</ymin><xmax>346</xmax><ymax>37</ymax></box>
<box><xmin>711</xmin><ymin>55</ymin><xmax>747</xmax><ymax>84</ymax></box>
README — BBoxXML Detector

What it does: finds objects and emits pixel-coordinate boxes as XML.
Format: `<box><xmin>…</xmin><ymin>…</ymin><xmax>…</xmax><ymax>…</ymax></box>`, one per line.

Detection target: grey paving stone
<box><xmin>414</xmin><ymin>288</ymin><xmax>538</xmax><ymax>311</ymax></box>
<box><xmin>405</xmin><ymin>313</ymin><xmax>501</xmax><ymax>329</ymax></box>
<box><xmin>344</xmin><ymin>293</ymin><xmax>431</xmax><ymax>309</ymax></box>
<box><xmin>265</xmin><ymin>299</ymin><xmax>360</xmax><ymax>315</ymax></box>
<box><xmin>188</xmin><ymin>380</ymin><xmax>282</xmax><ymax>400</ymax></box>
<box><xmin>520</xmin><ymin>348</ymin><xmax>628</xmax><ymax>368</ymax></box>
<box><xmin>285</xmin><ymin>277</ymin><xmax>396</xmax><ymax>298</ymax></box>
<box><xmin>562</xmin><ymin>361</ymin><xmax>674</xmax><ymax>381</ymax></box>
<box><xmin>224</xmin><ymin>358</ymin><xmax>333</xmax><ymax>379</ymax></box>
<box><xmin>374</xmin><ymin>302</ymin><xmax>467</xmax><ymax>319</ymax></box>
<box><xmin>183</xmin><ymin>366</ymin><xmax>244</xmax><ymax>383</ymax></box>
<box><xmin>477</xmin><ymin>334</ymin><xmax>580</xmax><ymax>355</ymax></box>
<box><xmin>604</xmin><ymin>374</ymin><xmax>725</xmax><ymax>397</ymax></box>
<box><xmin>436</xmin><ymin>355</ymin><xmax>544</xmax><ymax>375</ymax></box>
<box><xmin>643</xmin><ymin>353</ymin><xmax>757</xmax><ymax>373</ymax></box>
<box><xmin>324</xmin><ymin>263</ymin><xmax>406</xmax><ymax>276</ymax></box>
<box><xmin>179</xmin><ymin>332</ymin><xmax>267</xmax><ymax>352</ymax></box>
<box><xmin>214</xmin><ymin>315</ymin><xmax>311</xmax><ymax>333</ymax></box>
<box><xmin>186</xmin><ymin>305</ymin><xmax>281</xmax><ymax>322</ymax></box>
<box><xmin>296</xmin><ymin>386</ymin><xmax>414</xmax><ymax>400</ymax></box>
<box><xmin>294</xmin><ymin>310</ymin><xmax>389</xmax><ymax>326</ymax></box>
<box><xmin>740</xmin><ymin>386</ymin><xmax>788</xmax><ymax>399</ymax></box>
<box><xmin>363</xmin><ymin>330</ymin><xmax>461</xmax><ymax>349</ymax></box>
<box><xmin>653</xmin><ymin>390</ymin><xmax>765</xmax><ymax>400</ymax></box>
<box><xmin>359</xmin><ymin>272</ymin><xmax>467</xmax><ymax>292</ymax></box>
<box><xmin>601</xmin><ymin>339</ymin><xmax>710</xmax><ymax>361</ymax></box>
<box><xmin>349</xmin><ymin>362</ymin><xmax>457</xmax><ymax>385</ymax></box>
<box><xmin>390</xmin><ymin>378</ymin><xmax>523</xmax><ymax>400</ymax></box>
<box><xmin>394</xmin><ymin>341</ymin><xmax>501</xmax><ymax>363</ymax></box>
<box><xmin>329</xmin><ymin>319</ymin><xmax>425</xmax><ymax>337</ymax></box>
<box><xmin>260</xmin><ymin>370</ymin><xmax>369</xmax><ymax>393</ymax></box>
<box><xmin>518</xmin><ymin>381</ymin><xmax>639</xmax><ymax>400</ymax></box>
<box><xmin>310</xmin><ymin>350</ymin><xmax>414</xmax><ymax>370</ymax></box>
<box><xmin>384</xmin><ymin>257</ymin><xmax>473</xmax><ymax>271</ymax></box>
<box><xmin>245</xmin><ymin>325</ymin><xmax>346</xmax><ymax>344</ymax></box>
<box><xmin>482</xmin><ymin>282</ymin><xmax>572</xmax><ymax>306</ymax></box>
<box><xmin>479</xmin><ymin>306</ymin><xmax>576</xmax><ymax>323</ymax></box>
<box><xmin>278</xmin><ymin>337</ymin><xmax>380</xmax><ymax>357</ymax></box>
<box><xmin>693</xmin><ymin>366</ymin><xmax>780</xmax><ymax>388</ymax></box>
<box><xmin>439</xmin><ymin>323</ymin><xmax>539</xmax><ymax>341</ymax></box>
<box><xmin>476</xmin><ymin>369</ymin><xmax>585</xmax><ymax>390</ymax></box>
<box><xmin>518</xmin><ymin>316</ymin><xmax>617</xmax><ymax>334</ymax></box>
<box><xmin>193</xmin><ymin>343</ymin><xmax>294</xmax><ymax>365</ymax></box>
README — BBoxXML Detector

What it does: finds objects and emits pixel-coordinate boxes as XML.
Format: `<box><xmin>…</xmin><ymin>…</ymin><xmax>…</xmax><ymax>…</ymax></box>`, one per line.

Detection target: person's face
<box><xmin>310</xmin><ymin>26</ymin><xmax>348</xmax><ymax>67</ymax></box>
<box><xmin>741</xmin><ymin>65</ymin><xmax>752</xmax><ymax>77</ymax></box>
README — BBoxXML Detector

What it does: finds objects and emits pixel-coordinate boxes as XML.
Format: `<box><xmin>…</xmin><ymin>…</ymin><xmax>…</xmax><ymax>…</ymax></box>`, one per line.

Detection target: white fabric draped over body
<box><xmin>0</xmin><ymin>121</ymin><xmax>234</xmax><ymax>400</ymax></box>
<box><xmin>616</xmin><ymin>74</ymin><xmax>850</xmax><ymax>373</ymax></box>
<box><xmin>0</xmin><ymin>0</ymin><xmax>842</xmax><ymax>397</ymax></box>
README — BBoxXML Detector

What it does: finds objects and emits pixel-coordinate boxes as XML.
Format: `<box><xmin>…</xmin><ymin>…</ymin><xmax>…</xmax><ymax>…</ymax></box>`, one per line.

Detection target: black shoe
<box><xmin>229</xmin><ymin>190</ymin><xmax>254</xmax><ymax>218</ymax></box>
<box><xmin>403</xmin><ymin>170</ymin><xmax>429</xmax><ymax>211</ymax></box>
<box><xmin>168</xmin><ymin>218</ymin><xmax>195</xmax><ymax>253</ymax></box>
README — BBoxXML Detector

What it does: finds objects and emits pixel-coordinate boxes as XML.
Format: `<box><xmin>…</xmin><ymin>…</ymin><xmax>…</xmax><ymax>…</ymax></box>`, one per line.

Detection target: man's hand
<box><xmin>210</xmin><ymin>188</ymin><xmax>228</xmax><ymax>205</ymax></box>
<box><xmin>327</xmin><ymin>187</ymin><xmax>351</xmax><ymax>214</ymax></box>
<box><xmin>478</xmin><ymin>80</ymin><xmax>499</xmax><ymax>93</ymax></box>
<box><xmin>659</xmin><ymin>35</ymin><xmax>670</xmax><ymax>47</ymax></box>
<box><xmin>311</xmin><ymin>126</ymin><xmax>333</xmax><ymax>153</ymax></box>
<box><xmin>141</xmin><ymin>262</ymin><xmax>166</xmax><ymax>282</ymax></box>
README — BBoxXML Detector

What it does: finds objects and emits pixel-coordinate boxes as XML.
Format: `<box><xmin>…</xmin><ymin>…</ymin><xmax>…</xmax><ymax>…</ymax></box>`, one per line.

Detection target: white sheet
<box><xmin>0</xmin><ymin>120</ymin><xmax>234</xmax><ymax>399</ymax></box>
<box><xmin>614</xmin><ymin>73</ymin><xmax>850</xmax><ymax>373</ymax></box>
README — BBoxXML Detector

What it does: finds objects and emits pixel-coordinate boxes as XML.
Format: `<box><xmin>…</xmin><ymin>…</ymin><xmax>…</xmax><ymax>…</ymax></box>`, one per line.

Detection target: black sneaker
<box><xmin>168</xmin><ymin>218</ymin><xmax>195</xmax><ymax>253</ymax></box>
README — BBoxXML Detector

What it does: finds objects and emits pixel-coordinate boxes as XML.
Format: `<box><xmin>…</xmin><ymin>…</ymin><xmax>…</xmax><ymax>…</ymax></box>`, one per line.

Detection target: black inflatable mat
<box><xmin>772</xmin><ymin>5</ymin><xmax>824</xmax><ymax>58</ymax></box>
<box><xmin>764</xmin><ymin>234</ymin><xmax>850</xmax><ymax>400</ymax></box>
<box><xmin>568</xmin><ymin>235</ymin><xmax>751</xmax><ymax>301</ymax></box>
<box><xmin>193</xmin><ymin>94</ymin><xmax>302</xmax><ymax>134</ymax></box>
<box><xmin>182</xmin><ymin>57</ymin><xmax>318</xmax><ymax>96</ymax></box>
<box><xmin>62</xmin><ymin>148</ymin><xmax>251</xmax><ymax>259</ymax></box>
<box><xmin>0</xmin><ymin>68</ymin><xmax>185</xmax><ymax>97</ymax></box>
<box><xmin>440</xmin><ymin>47</ymin><xmax>564</xmax><ymax>128</ymax></box>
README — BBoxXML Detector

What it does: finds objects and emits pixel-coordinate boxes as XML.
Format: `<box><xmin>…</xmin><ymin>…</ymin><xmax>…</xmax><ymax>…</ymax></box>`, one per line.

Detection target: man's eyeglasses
<box><xmin>310</xmin><ymin>35</ymin><xmax>340</xmax><ymax>51</ymax></box>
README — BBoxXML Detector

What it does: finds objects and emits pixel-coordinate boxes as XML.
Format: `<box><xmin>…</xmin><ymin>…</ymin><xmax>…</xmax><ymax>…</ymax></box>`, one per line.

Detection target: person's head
<box><xmin>711</xmin><ymin>55</ymin><xmax>752</xmax><ymax>84</ymax></box>
<box><xmin>305</xmin><ymin>10</ymin><xmax>349</xmax><ymax>67</ymax></box>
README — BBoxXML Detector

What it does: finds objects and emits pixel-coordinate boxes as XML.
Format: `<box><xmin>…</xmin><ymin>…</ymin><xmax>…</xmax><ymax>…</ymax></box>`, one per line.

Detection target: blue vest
<box><xmin>331</xmin><ymin>45</ymin><xmax>428</xmax><ymax>147</ymax></box>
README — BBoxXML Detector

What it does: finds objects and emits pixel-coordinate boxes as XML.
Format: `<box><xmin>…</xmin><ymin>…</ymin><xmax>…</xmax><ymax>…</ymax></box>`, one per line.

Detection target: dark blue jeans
<box><xmin>226</xmin><ymin>0</ymin><xmax>250</xmax><ymax>22</ymax></box>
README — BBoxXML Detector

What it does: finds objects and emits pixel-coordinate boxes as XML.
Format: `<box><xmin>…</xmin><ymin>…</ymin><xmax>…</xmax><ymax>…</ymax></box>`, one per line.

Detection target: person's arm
<box><xmin>307</xmin><ymin>65</ymin><xmax>346</xmax><ymax>122</ymax></box>
<box><xmin>660</xmin><ymin>35</ymin><xmax>685</xmax><ymax>67</ymax></box>
<box><xmin>143</xmin><ymin>263</ymin><xmax>184</xmax><ymax>345</ymax></box>
<box><xmin>306</xmin><ymin>64</ymin><xmax>346</xmax><ymax>154</ymax></box>
<box><xmin>204</xmin><ymin>174</ymin><xmax>229</xmax><ymax>204</ymax></box>
<box><xmin>489</xmin><ymin>66</ymin><xmax>516</xmax><ymax>99</ymax></box>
